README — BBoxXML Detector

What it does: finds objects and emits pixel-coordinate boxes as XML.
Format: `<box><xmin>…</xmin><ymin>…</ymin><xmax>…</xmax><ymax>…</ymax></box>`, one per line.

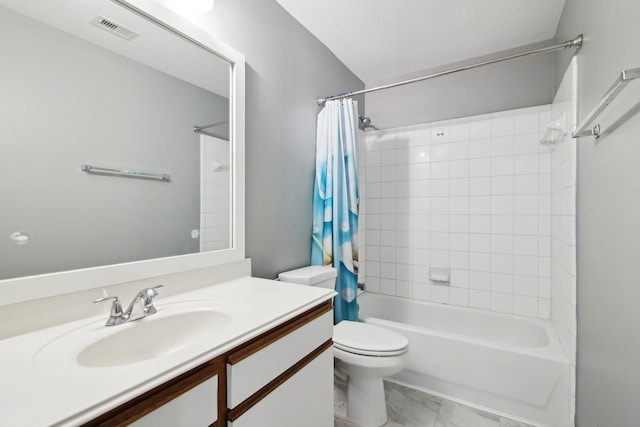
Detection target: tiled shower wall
<box><xmin>200</xmin><ymin>135</ymin><xmax>231</xmax><ymax>252</ymax></box>
<box><xmin>550</xmin><ymin>58</ymin><xmax>578</xmax><ymax>422</ymax></box>
<box><xmin>360</xmin><ymin>105</ymin><xmax>555</xmax><ymax>318</ymax></box>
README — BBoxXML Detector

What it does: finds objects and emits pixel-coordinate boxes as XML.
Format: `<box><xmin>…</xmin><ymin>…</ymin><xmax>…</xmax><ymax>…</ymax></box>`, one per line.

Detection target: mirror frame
<box><xmin>0</xmin><ymin>0</ymin><xmax>245</xmax><ymax>307</ymax></box>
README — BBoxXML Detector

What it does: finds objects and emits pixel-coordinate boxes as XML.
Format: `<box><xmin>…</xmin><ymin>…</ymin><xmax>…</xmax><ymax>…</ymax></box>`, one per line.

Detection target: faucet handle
<box><xmin>94</xmin><ymin>296</ymin><xmax>125</xmax><ymax>326</ymax></box>
<box><xmin>150</xmin><ymin>284</ymin><xmax>164</xmax><ymax>295</ymax></box>
<box><xmin>144</xmin><ymin>284</ymin><xmax>164</xmax><ymax>300</ymax></box>
<box><xmin>94</xmin><ymin>296</ymin><xmax>123</xmax><ymax>314</ymax></box>
<box><xmin>94</xmin><ymin>296</ymin><xmax>119</xmax><ymax>303</ymax></box>
<box><xmin>140</xmin><ymin>285</ymin><xmax>164</xmax><ymax>315</ymax></box>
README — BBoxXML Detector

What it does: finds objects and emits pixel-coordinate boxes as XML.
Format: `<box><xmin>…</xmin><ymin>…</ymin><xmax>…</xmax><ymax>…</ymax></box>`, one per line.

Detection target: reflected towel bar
<box><xmin>194</xmin><ymin>121</ymin><xmax>228</xmax><ymax>132</ymax></box>
<box><xmin>193</xmin><ymin>121</ymin><xmax>230</xmax><ymax>139</ymax></box>
<box><xmin>573</xmin><ymin>67</ymin><xmax>640</xmax><ymax>138</ymax></box>
<box><xmin>81</xmin><ymin>164</ymin><xmax>171</xmax><ymax>181</ymax></box>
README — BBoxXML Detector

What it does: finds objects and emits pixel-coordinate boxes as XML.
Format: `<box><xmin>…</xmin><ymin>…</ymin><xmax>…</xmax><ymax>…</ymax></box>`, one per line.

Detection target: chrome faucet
<box><xmin>94</xmin><ymin>285</ymin><xmax>164</xmax><ymax>326</ymax></box>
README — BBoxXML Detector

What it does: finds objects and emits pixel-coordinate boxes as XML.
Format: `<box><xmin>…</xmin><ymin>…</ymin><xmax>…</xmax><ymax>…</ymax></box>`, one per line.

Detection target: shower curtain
<box><xmin>311</xmin><ymin>99</ymin><xmax>359</xmax><ymax>324</ymax></box>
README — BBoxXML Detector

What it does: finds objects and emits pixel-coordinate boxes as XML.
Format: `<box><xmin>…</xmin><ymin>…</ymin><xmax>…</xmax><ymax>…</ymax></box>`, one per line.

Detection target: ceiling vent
<box><xmin>90</xmin><ymin>16</ymin><xmax>138</xmax><ymax>41</ymax></box>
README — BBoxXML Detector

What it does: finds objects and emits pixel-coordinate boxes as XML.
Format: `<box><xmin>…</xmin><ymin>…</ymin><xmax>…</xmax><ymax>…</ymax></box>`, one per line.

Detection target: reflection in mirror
<box><xmin>0</xmin><ymin>0</ymin><xmax>233</xmax><ymax>280</ymax></box>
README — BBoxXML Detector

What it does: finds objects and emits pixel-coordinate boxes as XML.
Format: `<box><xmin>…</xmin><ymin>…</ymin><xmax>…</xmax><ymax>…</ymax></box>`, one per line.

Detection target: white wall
<box><xmin>361</xmin><ymin>105</ymin><xmax>555</xmax><ymax>318</ymax></box>
<box><xmin>554</xmin><ymin>0</ymin><xmax>640</xmax><ymax>424</ymax></box>
<box><xmin>196</xmin><ymin>0</ymin><xmax>365</xmax><ymax>278</ymax></box>
<box><xmin>365</xmin><ymin>41</ymin><xmax>556</xmax><ymax>130</ymax></box>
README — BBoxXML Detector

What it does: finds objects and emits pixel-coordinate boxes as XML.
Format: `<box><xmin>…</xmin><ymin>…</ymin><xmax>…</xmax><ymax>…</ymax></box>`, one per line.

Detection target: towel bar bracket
<box><xmin>574</xmin><ymin>124</ymin><xmax>601</xmax><ymax>139</ymax></box>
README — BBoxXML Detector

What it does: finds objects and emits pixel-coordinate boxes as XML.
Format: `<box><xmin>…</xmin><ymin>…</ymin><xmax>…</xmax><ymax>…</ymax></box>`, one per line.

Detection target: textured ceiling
<box><xmin>275</xmin><ymin>0</ymin><xmax>566</xmax><ymax>86</ymax></box>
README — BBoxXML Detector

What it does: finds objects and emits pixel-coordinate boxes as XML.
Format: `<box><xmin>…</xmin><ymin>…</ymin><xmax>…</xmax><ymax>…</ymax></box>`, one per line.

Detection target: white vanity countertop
<box><xmin>0</xmin><ymin>276</ymin><xmax>334</xmax><ymax>427</ymax></box>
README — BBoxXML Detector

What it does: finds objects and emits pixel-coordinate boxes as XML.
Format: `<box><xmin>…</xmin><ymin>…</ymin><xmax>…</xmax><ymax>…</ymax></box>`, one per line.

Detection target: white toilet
<box><xmin>279</xmin><ymin>266</ymin><xmax>408</xmax><ymax>427</ymax></box>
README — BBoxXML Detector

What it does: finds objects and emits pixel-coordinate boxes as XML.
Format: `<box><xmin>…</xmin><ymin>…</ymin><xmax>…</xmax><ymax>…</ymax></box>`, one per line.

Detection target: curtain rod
<box><xmin>317</xmin><ymin>34</ymin><xmax>583</xmax><ymax>106</ymax></box>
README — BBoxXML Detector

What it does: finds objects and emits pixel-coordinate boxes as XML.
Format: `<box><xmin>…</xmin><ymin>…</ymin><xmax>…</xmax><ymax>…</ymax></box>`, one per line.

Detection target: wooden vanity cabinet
<box><xmin>81</xmin><ymin>358</ymin><xmax>221</xmax><ymax>427</ymax></box>
<box><xmin>225</xmin><ymin>300</ymin><xmax>334</xmax><ymax>427</ymax></box>
<box><xmin>82</xmin><ymin>300</ymin><xmax>333</xmax><ymax>427</ymax></box>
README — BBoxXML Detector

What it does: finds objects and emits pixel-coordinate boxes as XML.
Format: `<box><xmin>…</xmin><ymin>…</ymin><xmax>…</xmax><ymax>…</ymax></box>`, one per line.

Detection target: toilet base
<box><xmin>332</xmin><ymin>324</ymin><xmax>408</xmax><ymax>427</ymax></box>
<box><xmin>346</xmin><ymin>374</ymin><xmax>388</xmax><ymax>427</ymax></box>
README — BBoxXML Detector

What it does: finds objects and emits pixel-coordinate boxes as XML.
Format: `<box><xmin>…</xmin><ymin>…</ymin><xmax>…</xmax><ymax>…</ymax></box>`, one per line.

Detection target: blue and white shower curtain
<box><xmin>311</xmin><ymin>99</ymin><xmax>359</xmax><ymax>324</ymax></box>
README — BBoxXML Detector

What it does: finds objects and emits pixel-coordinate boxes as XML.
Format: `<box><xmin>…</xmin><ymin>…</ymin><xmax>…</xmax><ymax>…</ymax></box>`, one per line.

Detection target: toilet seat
<box><xmin>333</xmin><ymin>321</ymin><xmax>408</xmax><ymax>357</ymax></box>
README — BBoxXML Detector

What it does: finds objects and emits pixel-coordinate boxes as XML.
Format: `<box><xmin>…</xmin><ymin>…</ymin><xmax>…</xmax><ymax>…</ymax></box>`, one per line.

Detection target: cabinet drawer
<box><xmin>228</xmin><ymin>347</ymin><xmax>333</xmax><ymax>427</ymax></box>
<box><xmin>130</xmin><ymin>376</ymin><xmax>217</xmax><ymax>427</ymax></box>
<box><xmin>226</xmin><ymin>308</ymin><xmax>333</xmax><ymax>408</ymax></box>
<box><xmin>82</xmin><ymin>359</ymin><xmax>219</xmax><ymax>427</ymax></box>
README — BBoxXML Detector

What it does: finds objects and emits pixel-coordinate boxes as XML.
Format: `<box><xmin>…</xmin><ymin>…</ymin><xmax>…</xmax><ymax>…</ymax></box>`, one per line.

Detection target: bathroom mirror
<box><xmin>0</xmin><ymin>0</ymin><xmax>245</xmax><ymax>304</ymax></box>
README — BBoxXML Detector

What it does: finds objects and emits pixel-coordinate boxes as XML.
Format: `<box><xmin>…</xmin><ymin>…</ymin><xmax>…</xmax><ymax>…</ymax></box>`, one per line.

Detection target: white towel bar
<box><xmin>573</xmin><ymin>67</ymin><xmax>640</xmax><ymax>139</ymax></box>
<box><xmin>81</xmin><ymin>164</ymin><xmax>171</xmax><ymax>181</ymax></box>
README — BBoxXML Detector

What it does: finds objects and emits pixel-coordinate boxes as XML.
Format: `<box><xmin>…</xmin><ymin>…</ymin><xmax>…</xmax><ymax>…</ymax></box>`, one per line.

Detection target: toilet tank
<box><xmin>278</xmin><ymin>265</ymin><xmax>337</xmax><ymax>289</ymax></box>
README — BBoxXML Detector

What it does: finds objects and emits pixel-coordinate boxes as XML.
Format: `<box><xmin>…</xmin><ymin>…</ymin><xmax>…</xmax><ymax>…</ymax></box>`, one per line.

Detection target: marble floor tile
<box><xmin>435</xmin><ymin>400</ymin><xmax>500</xmax><ymax>427</ymax></box>
<box><xmin>385</xmin><ymin>381</ymin><xmax>441</xmax><ymax>427</ymax></box>
<box><xmin>334</xmin><ymin>373</ymin><xmax>349</xmax><ymax>418</ymax></box>
<box><xmin>334</xmin><ymin>384</ymin><xmax>348</xmax><ymax>416</ymax></box>
<box><xmin>385</xmin><ymin>381</ymin><xmax>443</xmax><ymax>414</ymax></box>
<box><xmin>335</xmin><ymin>380</ymin><xmax>537</xmax><ymax>427</ymax></box>
<box><xmin>499</xmin><ymin>418</ymin><xmax>536</xmax><ymax>427</ymax></box>
<box><xmin>334</xmin><ymin>417</ymin><xmax>359</xmax><ymax>427</ymax></box>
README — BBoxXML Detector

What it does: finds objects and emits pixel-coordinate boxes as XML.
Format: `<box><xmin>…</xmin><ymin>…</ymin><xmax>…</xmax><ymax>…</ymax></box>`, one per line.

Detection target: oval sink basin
<box><xmin>77</xmin><ymin>310</ymin><xmax>231</xmax><ymax>367</ymax></box>
<box><xmin>34</xmin><ymin>300</ymin><xmax>242</xmax><ymax>370</ymax></box>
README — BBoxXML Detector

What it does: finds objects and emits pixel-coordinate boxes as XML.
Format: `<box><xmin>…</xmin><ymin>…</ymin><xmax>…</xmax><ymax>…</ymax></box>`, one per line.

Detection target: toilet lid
<box><xmin>333</xmin><ymin>321</ymin><xmax>408</xmax><ymax>356</ymax></box>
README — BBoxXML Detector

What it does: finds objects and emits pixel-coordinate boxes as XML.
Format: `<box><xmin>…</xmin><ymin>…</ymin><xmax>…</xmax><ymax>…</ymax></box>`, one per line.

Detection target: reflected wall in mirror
<box><xmin>0</xmin><ymin>0</ymin><xmax>234</xmax><ymax>280</ymax></box>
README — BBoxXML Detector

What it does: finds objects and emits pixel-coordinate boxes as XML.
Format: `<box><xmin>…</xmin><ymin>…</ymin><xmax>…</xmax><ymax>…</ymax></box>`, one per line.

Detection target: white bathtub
<box><xmin>357</xmin><ymin>293</ymin><xmax>569</xmax><ymax>427</ymax></box>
